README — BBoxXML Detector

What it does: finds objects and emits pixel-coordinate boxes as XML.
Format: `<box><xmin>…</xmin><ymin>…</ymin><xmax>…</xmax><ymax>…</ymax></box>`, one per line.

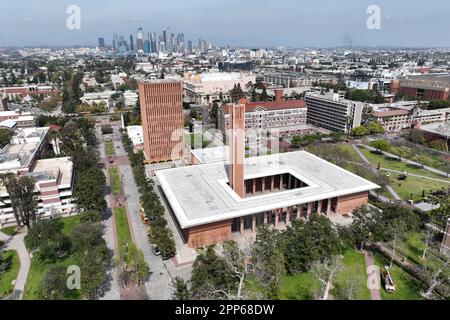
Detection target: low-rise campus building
<box><xmin>157</xmin><ymin>105</ymin><xmax>379</xmax><ymax>248</ymax></box>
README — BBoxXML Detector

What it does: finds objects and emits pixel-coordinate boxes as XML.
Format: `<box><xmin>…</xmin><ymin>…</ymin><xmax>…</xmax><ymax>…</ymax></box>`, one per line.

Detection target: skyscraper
<box><xmin>98</xmin><ymin>37</ymin><xmax>105</xmax><ymax>48</ymax></box>
<box><xmin>139</xmin><ymin>80</ymin><xmax>184</xmax><ymax>162</ymax></box>
<box><xmin>150</xmin><ymin>32</ymin><xmax>157</xmax><ymax>53</ymax></box>
<box><xmin>187</xmin><ymin>40</ymin><xmax>193</xmax><ymax>53</ymax></box>
<box><xmin>144</xmin><ymin>40</ymin><xmax>150</xmax><ymax>53</ymax></box>
<box><xmin>136</xmin><ymin>27</ymin><xmax>144</xmax><ymax>51</ymax></box>
<box><xmin>129</xmin><ymin>35</ymin><xmax>135</xmax><ymax>51</ymax></box>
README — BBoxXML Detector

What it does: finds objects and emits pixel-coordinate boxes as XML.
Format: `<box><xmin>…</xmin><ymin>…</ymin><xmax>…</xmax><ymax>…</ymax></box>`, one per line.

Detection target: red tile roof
<box><xmin>373</xmin><ymin>109</ymin><xmax>410</xmax><ymax>117</ymax></box>
<box><xmin>223</xmin><ymin>99</ymin><xmax>306</xmax><ymax>114</ymax></box>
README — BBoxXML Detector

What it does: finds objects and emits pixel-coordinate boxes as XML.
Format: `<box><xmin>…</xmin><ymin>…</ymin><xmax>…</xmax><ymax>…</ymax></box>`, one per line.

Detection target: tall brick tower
<box><xmin>228</xmin><ymin>104</ymin><xmax>245</xmax><ymax>198</ymax></box>
<box><xmin>139</xmin><ymin>80</ymin><xmax>184</xmax><ymax>162</ymax></box>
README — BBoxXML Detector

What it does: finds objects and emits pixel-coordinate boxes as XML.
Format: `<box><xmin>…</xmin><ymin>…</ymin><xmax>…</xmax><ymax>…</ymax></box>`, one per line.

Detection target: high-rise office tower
<box><xmin>144</xmin><ymin>40</ymin><xmax>150</xmax><ymax>53</ymax></box>
<box><xmin>129</xmin><ymin>35</ymin><xmax>135</xmax><ymax>51</ymax></box>
<box><xmin>150</xmin><ymin>32</ymin><xmax>157</xmax><ymax>53</ymax></box>
<box><xmin>113</xmin><ymin>34</ymin><xmax>119</xmax><ymax>51</ymax></box>
<box><xmin>139</xmin><ymin>80</ymin><xmax>184</xmax><ymax>162</ymax></box>
<box><xmin>98</xmin><ymin>37</ymin><xmax>105</xmax><ymax>48</ymax></box>
<box><xmin>187</xmin><ymin>40</ymin><xmax>193</xmax><ymax>53</ymax></box>
<box><xmin>136</xmin><ymin>27</ymin><xmax>144</xmax><ymax>51</ymax></box>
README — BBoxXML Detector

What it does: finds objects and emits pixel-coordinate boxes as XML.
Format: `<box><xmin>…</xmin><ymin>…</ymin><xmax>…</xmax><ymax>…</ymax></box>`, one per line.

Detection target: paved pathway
<box><xmin>359</xmin><ymin>144</ymin><xmax>449</xmax><ymax>178</ymax></box>
<box><xmin>0</xmin><ymin>230</ymin><xmax>31</xmax><ymax>299</ymax></box>
<box><xmin>96</xmin><ymin>124</ymin><xmax>122</xmax><ymax>300</ymax></box>
<box><xmin>352</xmin><ymin>144</ymin><xmax>403</xmax><ymax>201</ymax></box>
<box><xmin>113</xmin><ymin>125</ymin><xmax>174</xmax><ymax>300</ymax></box>
<box><xmin>380</xmin><ymin>168</ymin><xmax>450</xmax><ymax>184</ymax></box>
<box><xmin>363</xmin><ymin>250</ymin><xmax>381</xmax><ymax>300</ymax></box>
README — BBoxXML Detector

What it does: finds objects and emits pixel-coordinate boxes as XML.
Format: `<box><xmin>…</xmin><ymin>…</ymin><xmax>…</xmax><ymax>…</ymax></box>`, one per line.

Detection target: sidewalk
<box><xmin>0</xmin><ymin>230</ymin><xmax>31</xmax><ymax>299</ymax></box>
<box><xmin>363</xmin><ymin>250</ymin><xmax>381</xmax><ymax>300</ymax></box>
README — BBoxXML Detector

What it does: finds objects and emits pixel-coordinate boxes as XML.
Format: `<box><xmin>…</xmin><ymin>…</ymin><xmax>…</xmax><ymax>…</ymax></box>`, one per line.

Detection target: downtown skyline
<box><xmin>1</xmin><ymin>0</ymin><xmax>450</xmax><ymax>48</ymax></box>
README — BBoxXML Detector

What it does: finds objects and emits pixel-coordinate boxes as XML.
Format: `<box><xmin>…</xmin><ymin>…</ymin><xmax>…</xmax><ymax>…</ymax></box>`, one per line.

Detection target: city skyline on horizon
<box><xmin>1</xmin><ymin>0</ymin><xmax>450</xmax><ymax>48</ymax></box>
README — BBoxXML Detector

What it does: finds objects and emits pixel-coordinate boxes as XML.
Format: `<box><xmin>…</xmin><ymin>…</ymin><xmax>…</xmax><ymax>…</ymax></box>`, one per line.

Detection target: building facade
<box><xmin>138</xmin><ymin>80</ymin><xmax>184</xmax><ymax>162</ymax></box>
<box><xmin>219</xmin><ymin>90</ymin><xmax>308</xmax><ymax>138</ymax></box>
<box><xmin>398</xmin><ymin>74</ymin><xmax>450</xmax><ymax>101</ymax></box>
<box><xmin>305</xmin><ymin>92</ymin><xmax>364</xmax><ymax>133</ymax></box>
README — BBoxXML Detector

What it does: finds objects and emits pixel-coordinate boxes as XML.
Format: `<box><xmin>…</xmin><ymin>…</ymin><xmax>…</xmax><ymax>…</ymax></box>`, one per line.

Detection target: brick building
<box><xmin>398</xmin><ymin>74</ymin><xmax>450</xmax><ymax>101</ymax></box>
<box><xmin>157</xmin><ymin>104</ymin><xmax>379</xmax><ymax>248</ymax></box>
<box><xmin>138</xmin><ymin>80</ymin><xmax>184</xmax><ymax>162</ymax></box>
<box><xmin>219</xmin><ymin>90</ymin><xmax>308</xmax><ymax>139</ymax></box>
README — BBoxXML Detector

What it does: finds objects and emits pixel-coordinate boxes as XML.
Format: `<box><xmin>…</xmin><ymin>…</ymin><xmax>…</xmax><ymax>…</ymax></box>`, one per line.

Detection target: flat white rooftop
<box><xmin>156</xmin><ymin>151</ymin><xmax>380</xmax><ymax>229</ymax></box>
<box><xmin>190</xmin><ymin>146</ymin><xmax>229</xmax><ymax>164</ymax></box>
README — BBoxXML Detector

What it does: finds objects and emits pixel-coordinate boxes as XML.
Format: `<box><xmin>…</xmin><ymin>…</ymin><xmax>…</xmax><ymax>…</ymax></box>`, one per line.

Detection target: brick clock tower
<box><xmin>228</xmin><ymin>104</ymin><xmax>245</xmax><ymax>198</ymax></box>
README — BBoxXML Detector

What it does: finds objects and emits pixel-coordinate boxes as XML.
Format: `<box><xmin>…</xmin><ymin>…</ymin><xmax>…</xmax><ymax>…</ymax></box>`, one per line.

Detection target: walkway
<box><xmin>380</xmin><ymin>168</ymin><xmax>450</xmax><ymax>184</ymax></box>
<box><xmin>113</xmin><ymin>125</ymin><xmax>174</xmax><ymax>300</ymax></box>
<box><xmin>359</xmin><ymin>144</ymin><xmax>449</xmax><ymax>178</ymax></box>
<box><xmin>96</xmin><ymin>124</ymin><xmax>122</xmax><ymax>300</ymax></box>
<box><xmin>363</xmin><ymin>250</ymin><xmax>381</xmax><ymax>300</ymax></box>
<box><xmin>0</xmin><ymin>230</ymin><xmax>31</xmax><ymax>299</ymax></box>
<box><xmin>351</xmin><ymin>144</ymin><xmax>403</xmax><ymax>201</ymax></box>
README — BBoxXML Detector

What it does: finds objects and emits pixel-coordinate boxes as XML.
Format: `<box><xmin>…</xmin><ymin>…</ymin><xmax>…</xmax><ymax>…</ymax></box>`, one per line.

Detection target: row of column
<box><xmin>246</xmin><ymin>174</ymin><xmax>305</xmax><ymax>195</ymax></box>
<box><xmin>238</xmin><ymin>198</ymin><xmax>334</xmax><ymax>234</ymax></box>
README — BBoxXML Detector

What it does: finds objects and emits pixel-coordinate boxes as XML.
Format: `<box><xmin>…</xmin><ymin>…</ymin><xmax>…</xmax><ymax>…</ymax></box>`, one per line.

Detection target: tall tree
<box><xmin>0</xmin><ymin>174</ymin><xmax>37</xmax><ymax>228</ymax></box>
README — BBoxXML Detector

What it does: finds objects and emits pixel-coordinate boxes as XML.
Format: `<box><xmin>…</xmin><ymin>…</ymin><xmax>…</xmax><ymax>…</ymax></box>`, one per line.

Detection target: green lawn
<box><xmin>389</xmin><ymin>174</ymin><xmax>449</xmax><ymax>202</ymax></box>
<box><xmin>0</xmin><ymin>226</ymin><xmax>17</xmax><ymax>236</ymax></box>
<box><xmin>114</xmin><ymin>207</ymin><xmax>132</xmax><ymax>261</ymax></box>
<box><xmin>23</xmin><ymin>216</ymin><xmax>81</xmax><ymax>300</ymax></box>
<box><xmin>108</xmin><ymin>167</ymin><xmax>122</xmax><ymax>194</ymax></box>
<box><xmin>373</xmin><ymin>252</ymin><xmax>423</xmax><ymax>300</ymax></box>
<box><xmin>0</xmin><ymin>250</ymin><xmax>20</xmax><ymax>298</ymax></box>
<box><xmin>185</xmin><ymin>133</ymin><xmax>213</xmax><ymax>149</ymax></box>
<box><xmin>332</xmin><ymin>248</ymin><xmax>371</xmax><ymax>300</ymax></box>
<box><xmin>396</xmin><ymin>232</ymin><xmax>426</xmax><ymax>266</ymax></box>
<box><xmin>358</xmin><ymin>147</ymin><xmax>448</xmax><ymax>180</ymax></box>
<box><xmin>105</xmin><ymin>141</ymin><xmax>115</xmax><ymax>157</ymax></box>
<box><xmin>278</xmin><ymin>273</ymin><xmax>320</xmax><ymax>300</ymax></box>
<box><xmin>337</xmin><ymin>143</ymin><xmax>364</xmax><ymax>163</ymax></box>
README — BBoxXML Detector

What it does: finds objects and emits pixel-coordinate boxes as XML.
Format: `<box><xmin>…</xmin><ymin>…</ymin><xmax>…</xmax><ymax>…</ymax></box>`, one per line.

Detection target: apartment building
<box><xmin>305</xmin><ymin>91</ymin><xmax>364</xmax><ymax>133</ymax></box>
<box><xmin>0</xmin><ymin>127</ymin><xmax>75</xmax><ymax>226</ymax></box>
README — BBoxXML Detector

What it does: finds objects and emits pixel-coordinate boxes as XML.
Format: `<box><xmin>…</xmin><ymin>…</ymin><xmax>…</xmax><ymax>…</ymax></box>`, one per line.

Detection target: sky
<box><xmin>1</xmin><ymin>0</ymin><xmax>450</xmax><ymax>48</ymax></box>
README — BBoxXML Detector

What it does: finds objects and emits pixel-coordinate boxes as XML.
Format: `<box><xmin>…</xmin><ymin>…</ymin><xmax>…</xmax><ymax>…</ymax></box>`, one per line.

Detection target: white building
<box><xmin>126</xmin><ymin>125</ymin><xmax>144</xmax><ymax>147</ymax></box>
<box><xmin>183</xmin><ymin>72</ymin><xmax>256</xmax><ymax>105</ymax></box>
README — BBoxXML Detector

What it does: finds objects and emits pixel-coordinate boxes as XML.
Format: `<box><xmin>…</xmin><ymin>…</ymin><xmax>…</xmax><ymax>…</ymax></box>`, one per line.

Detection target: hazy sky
<box><xmin>1</xmin><ymin>0</ymin><xmax>449</xmax><ymax>47</ymax></box>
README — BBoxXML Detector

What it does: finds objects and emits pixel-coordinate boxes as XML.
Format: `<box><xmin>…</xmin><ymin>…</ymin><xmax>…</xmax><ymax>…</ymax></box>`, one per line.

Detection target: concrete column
<box><xmin>286</xmin><ymin>207</ymin><xmax>291</xmax><ymax>224</ymax></box>
<box><xmin>252</xmin><ymin>214</ymin><xmax>256</xmax><ymax>232</ymax></box>
<box><xmin>307</xmin><ymin>202</ymin><xmax>312</xmax><ymax>218</ymax></box>
<box><xmin>274</xmin><ymin>209</ymin><xmax>280</xmax><ymax>227</ymax></box>
<box><xmin>288</xmin><ymin>174</ymin><xmax>292</xmax><ymax>189</ymax></box>
<box><xmin>262</xmin><ymin>178</ymin><xmax>265</xmax><ymax>193</ymax></box>
<box><xmin>264</xmin><ymin>212</ymin><xmax>268</xmax><ymax>224</ymax></box>
<box><xmin>240</xmin><ymin>217</ymin><xmax>244</xmax><ymax>234</ymax></box>
<box><xmin>279</xmin><ymin>175</ymin><xmax>283</xmax><ymax>190</ymax></box>
<box><xmin>317</xmin><ymin>200</ymin><xmax>322</xmax><ymax>214</ymax></box>
<box><xmin>297</xmin><ymin>205</ymin><xmax>302</xmax><ymax>219</ymax></box>
<box><xmin>327</xmin><ymin>199</ymin><xmax>332</xmax><ymax>215</ymax></box>
<box><xmin>252</xmin><ymin>178</ymin><xmax>256</xmax><ymax>194</ymax></box>
<box><xmin>271</xmin><ymin>176</ymin><xmax>274</xmax><ymax>191</ymax></box>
